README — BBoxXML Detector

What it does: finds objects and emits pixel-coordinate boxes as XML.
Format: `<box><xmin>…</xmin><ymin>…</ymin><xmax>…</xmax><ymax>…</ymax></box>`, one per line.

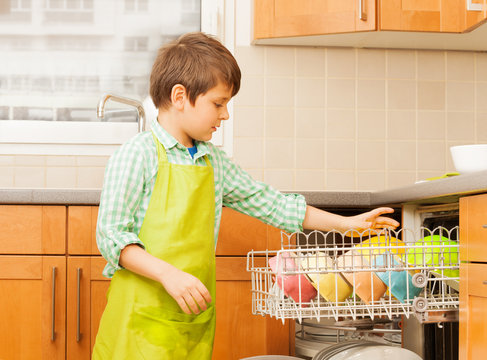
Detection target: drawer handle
<box><xmin>483</xmin><ymin>224</ymin><xmax>487</xmax><ymax>228</ymax></box>
<box><xmin>77</xmin><ymin>267</ymin><xmax>82</xmax><ymax>342</ymax></box>
<box><xmin>483</xmin><ymin>281</ymin><xmax>487</xmax><ymax>285</ymax></box>
<box><xmin>359</xmin><ymin>0</ymin><xmax>367</xmax><ymax>21</ymax></box>
<box><xmin>51</xmin><ymin>267</ymin><xmax>57</xmax><ymax>342</ymax></box>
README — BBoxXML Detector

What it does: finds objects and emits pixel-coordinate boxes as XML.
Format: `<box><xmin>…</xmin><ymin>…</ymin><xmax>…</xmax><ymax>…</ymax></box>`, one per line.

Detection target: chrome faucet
<box><xmin>97</xmin><ymin>93</ymin><xmax>146</xmax><ymax>133</ymax></box>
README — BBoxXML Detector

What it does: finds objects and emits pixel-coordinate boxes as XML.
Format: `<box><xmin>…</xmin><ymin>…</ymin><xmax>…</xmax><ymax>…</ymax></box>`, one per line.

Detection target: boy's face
<box><xmin>181</xmin><ymin>81</ymin><xmax>232</xmax><ymax>145</ymax></box>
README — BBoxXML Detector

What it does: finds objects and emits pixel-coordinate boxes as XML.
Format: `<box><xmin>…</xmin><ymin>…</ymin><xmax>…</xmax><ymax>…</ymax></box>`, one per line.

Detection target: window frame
<box><xmin>0</xmin><ymin>0</ymin><xmax>234</xmax><ymax>157</ymax></box>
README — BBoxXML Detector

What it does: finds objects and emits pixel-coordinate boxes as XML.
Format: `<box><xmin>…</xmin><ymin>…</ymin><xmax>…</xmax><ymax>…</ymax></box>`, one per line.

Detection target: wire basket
<box><xmin>246</xmin><ymin>227</ymin><xmax>459</xmax><ymax>323</ymax></box>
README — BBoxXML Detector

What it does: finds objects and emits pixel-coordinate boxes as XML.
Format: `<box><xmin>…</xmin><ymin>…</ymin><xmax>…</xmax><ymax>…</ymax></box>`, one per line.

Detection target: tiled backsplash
<box><xmin>232</xmin><ymin>46</ymin><xmax>487</xmax><ymax>191</ymax></box>
<box><xmin>1</xmin><ymin>46</ymin><xmax>486</xmax><ymax>191</ymax></box>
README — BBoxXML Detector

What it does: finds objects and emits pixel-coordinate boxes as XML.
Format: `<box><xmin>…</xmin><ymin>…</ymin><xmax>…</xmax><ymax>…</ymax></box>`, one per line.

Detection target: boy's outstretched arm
<box><xmin>119</xmin><ymin>244</ymin><xmax>212</xmax><ymax>315</ymax></box>
<box><xmin>302</xmin><ymin>205</ymin><xmax>400</xmax><ymax>234</ymax></box>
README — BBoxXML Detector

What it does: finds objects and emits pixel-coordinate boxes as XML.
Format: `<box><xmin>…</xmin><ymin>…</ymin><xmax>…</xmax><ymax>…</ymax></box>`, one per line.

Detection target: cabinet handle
<box><xmin>359</xmin><ymin>0</ymin><xmax>367</xmax><ymax>21</ymax></box>
<box><xmin>483</xmin><ymin>281</ymin><xmax>487</xmax><ymax>285</ymax></box>
<box><xmin>51</xmin><ymin>267</ymin><xmax>57</xmax><ymax>342</ymax></box>
<box><xmin>467</xmin><ymin>0</ymin><xmax>483</xmax><ymax>11</ymax></box>
<box><xmin>483</xmin><ymin>224</ymin><xmax>487</xmax><ymax>228</ymax></box>
<box><xmin>77</xmin><ymin>267</ymin><xmax>82</xmax><ymax>342</ymax></box>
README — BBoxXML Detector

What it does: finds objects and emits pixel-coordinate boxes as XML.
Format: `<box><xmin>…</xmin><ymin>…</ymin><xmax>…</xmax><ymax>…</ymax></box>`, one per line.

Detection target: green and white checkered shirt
<box><xmin>97</xmin><ymin>118</ymin><xmax>307</xmax><ymax>278</ymax></box>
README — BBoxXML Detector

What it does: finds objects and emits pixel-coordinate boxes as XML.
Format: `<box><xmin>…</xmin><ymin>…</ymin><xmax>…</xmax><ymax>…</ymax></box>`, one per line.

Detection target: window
<box><xmin>0</xmin><ymin>0</ymin><xmax>231</xmax><ymax>156</ymax></box>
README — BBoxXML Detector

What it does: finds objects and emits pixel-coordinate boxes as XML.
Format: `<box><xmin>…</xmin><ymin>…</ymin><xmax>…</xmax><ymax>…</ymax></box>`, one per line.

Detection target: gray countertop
<box><xmin>1</xmin><ymin>170</ymin><xmax>486</xmax><ymax>207</ymax></box>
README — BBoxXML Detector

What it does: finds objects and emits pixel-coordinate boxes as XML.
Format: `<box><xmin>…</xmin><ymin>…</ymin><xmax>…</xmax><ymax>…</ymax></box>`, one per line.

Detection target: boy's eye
<box><xmin>215</xmin><ymin>103</ymin><xmax>223</xmax><ymax>108</ymax></box>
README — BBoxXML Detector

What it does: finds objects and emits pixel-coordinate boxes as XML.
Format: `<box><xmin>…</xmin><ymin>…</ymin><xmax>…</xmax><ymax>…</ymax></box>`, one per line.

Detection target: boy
<box><xmin>93</xmin><ymin>32</ymin><xmax>399</xmax><ymax>359</ymax></box>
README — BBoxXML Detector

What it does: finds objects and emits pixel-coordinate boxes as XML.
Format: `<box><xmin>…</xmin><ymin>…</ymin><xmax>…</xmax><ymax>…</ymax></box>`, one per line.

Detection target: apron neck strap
<box><xmin>152</xmin><ymin>132</ymin><xmax>211</xmax><ymax>166</ymax></box>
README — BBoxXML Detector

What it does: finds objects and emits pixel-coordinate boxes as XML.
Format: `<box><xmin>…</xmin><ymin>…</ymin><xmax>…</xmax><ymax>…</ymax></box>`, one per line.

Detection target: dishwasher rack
<box><xmin>247</xmin><ymin>227</ymin><xmax>459</xmax><ymax>323</ymax></box>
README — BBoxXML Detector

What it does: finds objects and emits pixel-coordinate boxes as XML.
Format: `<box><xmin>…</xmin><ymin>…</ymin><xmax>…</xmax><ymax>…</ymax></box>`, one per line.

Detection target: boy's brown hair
<box><xmin>150</xmin><ymin>32</ymin><xmax>241</xmax><ymax>110</ymax></box>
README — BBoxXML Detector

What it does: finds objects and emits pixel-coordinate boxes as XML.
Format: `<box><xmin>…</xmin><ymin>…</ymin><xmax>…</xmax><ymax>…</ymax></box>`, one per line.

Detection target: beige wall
<box><xmin>1</xmin><ymin>46</ymin><xmax>486</xmax><ymax>191</ymax></box>
<box><xmin>232</xmin><ymin>46</ymin><xmax>487</xmax><ymax>191</ymax></box>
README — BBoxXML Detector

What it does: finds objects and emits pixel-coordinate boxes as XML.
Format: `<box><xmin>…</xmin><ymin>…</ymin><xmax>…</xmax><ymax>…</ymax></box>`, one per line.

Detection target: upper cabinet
<box><xmin>254</xmin><ymin>0</ymin><xmax>487</xmax><ymax>51</ymax></box>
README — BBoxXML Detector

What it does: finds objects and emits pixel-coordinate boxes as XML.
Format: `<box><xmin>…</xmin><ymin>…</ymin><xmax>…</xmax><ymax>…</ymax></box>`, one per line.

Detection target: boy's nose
<box><xmin>220</xmin><ymin>107</ymin><xmax>229</xmax><ymax>120</ymax></box>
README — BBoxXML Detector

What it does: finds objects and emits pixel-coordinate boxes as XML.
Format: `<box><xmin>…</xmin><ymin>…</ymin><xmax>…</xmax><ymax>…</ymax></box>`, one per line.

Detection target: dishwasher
<box><xmin>247</xmin><ymin>204</ymin><xmax>460</xmax><ymax>360</ymax></box>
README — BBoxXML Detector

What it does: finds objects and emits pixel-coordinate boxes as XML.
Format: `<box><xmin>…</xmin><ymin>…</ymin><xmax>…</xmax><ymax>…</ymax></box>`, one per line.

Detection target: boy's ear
<box><xmin>171</xmin><ymin>84</ymin><xmax>187</xmax><ymax>110</ymax></box>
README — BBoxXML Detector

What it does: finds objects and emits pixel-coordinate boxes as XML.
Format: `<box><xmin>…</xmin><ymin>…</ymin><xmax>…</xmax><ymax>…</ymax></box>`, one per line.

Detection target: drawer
<box><xmin>461</xmin><ymin>263</ymin><xmax>487</xmax><ymax>298</ymax></box>
<box><xmin>460</xmin><ymin>193</ymin><xmax>487</xmax><ymax>262</ymax></box>
<box><xmin>68</xmin><ymin>206</ymin><xmax>100</xmax><ymax>255</ymax></box>
<box><xmin>0</xmin><ymin>205</ymin><xmax>65</xmax><ymax>254</ymax></box>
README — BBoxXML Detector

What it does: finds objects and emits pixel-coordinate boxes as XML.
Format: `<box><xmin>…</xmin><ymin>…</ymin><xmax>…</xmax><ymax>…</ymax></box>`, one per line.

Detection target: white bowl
<box><xmin>450</xmin><ymin>144</ymin><xmax>487</xmax><ymax>174</ymax></box>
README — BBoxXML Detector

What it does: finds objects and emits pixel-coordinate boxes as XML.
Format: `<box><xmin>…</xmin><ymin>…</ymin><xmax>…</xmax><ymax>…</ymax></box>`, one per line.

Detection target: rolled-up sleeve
<box><xmin>96</xmin><ymin>139</ymin><xmax>147</xmax><ymax>277</ymax></box>
<box><xmin>220</xmin><ymin>151</ymin><xmax>307</xmax><ymax>234</ymax></box>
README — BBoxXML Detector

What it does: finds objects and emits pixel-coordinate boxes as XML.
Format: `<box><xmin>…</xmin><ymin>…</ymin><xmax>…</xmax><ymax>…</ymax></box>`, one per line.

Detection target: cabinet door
<box><xmin>380</xmin><ymin>0</ymin><xmax>464</xmax><ymax>32</ymax></box>
<box><xmin>459</xmin><ymin>263</ymin><xmax>487</xmax><ymax>360</ymax></box>
<box><xmin>460</xmin><ymin>193</ymin><xmax>487</xmax><ymax>262</ymax></box>
<box><xmin>254</xmin><ymin>0</ymin><xmax>376</xmax><ymax>39</ymax></box>
<box><xmin>465</xmin><ymin>0</ymin><xmax>487</xmax><ymax>30</ymax></box>
<box><xmin>0</xmin><ymin>256</ymin><xmax>66</xmax><ymax>360</ymax></box>
<box><xmin>68</xmin><ymin>206</ymin><xmax>100</xmax><ymax>255</ymax></box>
<box><xmin>0</xmin><ymin>205</ymin><xmax>65</xmax><ymax>254</ymax></box>
<box><xmin>67</xmin><ymin>256</ymin><xmax>110</xmax><ymax>360</ymax></box>
<box><xmin>213</xmin><ymin>257</ymin><xmax>292</xmax><ymax>359</ymax></box>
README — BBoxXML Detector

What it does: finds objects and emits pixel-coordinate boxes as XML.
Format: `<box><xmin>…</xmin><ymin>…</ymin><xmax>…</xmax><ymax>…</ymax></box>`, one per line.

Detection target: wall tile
<box><xmin>296</xmin><ymin>78</ymin><xmax>326</xmax><ymax>107</ymax></box>
<box><xmin>296</xmin><ymin>108</ymin><xmax>325</xmax><ymax>138</ymax></box>
<box><xmin>418</xmin><ymin>141</ymin><xmax>446</xmax><ymax>171</ymax></box>
<box><xmin>476</xmin><ymin>82</ymin><xmax>487</xmax><ymax>112</ymax></box>
<box><xmin>327</xmin><ymin>140</ymin><xmax>355</xmax><ymax>170</ymax></box>
<box><xmin>418</xmin><ymin>81</ymin><xmax>445</xmax><ymax>110</ymax></box>
<box><xmin>357</xmin><ymin>79</ymin><xmax>385</xmax><ymax>109</ymax></box>
<box><xmin>265</xmin><ymin>107</ymin><xmax>295</xmax><ymax>138</ymax></box>
<box><xmin>357</xmin><ymin>171</ymin><xmax>385</xmax><ymax>191</ymax></box>
<box><xmin>327</xmin><ymin>109</ymin><xmax>355</xmax><ymax>139</ymax></box>
<box><xmin>77</xmin><ymin>167</ymin><xmax>105</xmax><ymax>188</ymax></box>
<box><xmin>295</xmin><ymin>170</ymin><xmax>325</xmax><ymax>190</ymax></box>
<box><xmin>263</xmin><ymin>169</ymin><xmax>294</xmax><ymax>190</ymax></box>
<box><xmin>446</xmin><ymin>52</ymin><xmax>475</xmax><ymax>82</ymax></box>
<box><xmin>327</xmin><ymin>79</ymin><xmax>356</xmax><ymax>108</ymax></box>
<box><xmin>265</xmin><ymin>138</ymin><xmax>295</xmax><ymax>169</ymax></box>
<box><xmin>266</xmin><ymin>47</ymin><xmax>295</xmax><ymax>76</ymax></box>
<box><xmin>477</xmin><ymin>112</ymin><xmax>487</xmax><ymax>141</ymax></box>
<box><xmin>46</xmin><ymin>167</ymin><xmax>77</xmax><ymax>188</ymax></box>
<box><xmin>233</xmin><ymin>138</ymin><xmax>264</xmax><ymax>169</ymax></box>
<box><xmin>326</xmin><ymin>170</ymin><xmax>356</xmax><ymax>190</ymax></box>
<box><xmin>245</xmin><ymin>169</ymin><xmax>264</xmax><ymax>182</ymax></box>
<box><xmin>235</xmin><ymin>46</ymin><xmax>265</xmax><ymax>76</ymax></box>
<box><xmin>266</xmin><ymin>77</ymin><xmax>294</xmax><ymax>107</ymax></box>
<box><xmin>0</xmin><ymin>156</ymin><xmax>14</xmax><ymax>166</ymax></box>
<box><xmin>296</xmin><ymin>139</ymin><xmax>324</xmax><ymax>170</ymax></box>
<box><xmin>46</xmin><ymin>156</ymin><xmax>77</xmax><ymax>166</ymax></box>
<box><xmin>76</xmin><ymin>156</ymin><xmax>110</xmax><ymax>167</ymax></box>
<box><xmin>296</xmin><ymin>47</ymin><xmax>326</xmax><ymax>78</ymax></box>
<box><xmin>357</xmin><ymin>49</ymin><xmax>385</xmax><ymax>78</ymax></box>
<box><xmin>234</xmin><ymin>76</ymin><xmax>264</xmax><ymax>106</ymax></box>
<box><xmin>14</xmin><ymin>156</ymin><xmax>46</xmax><ymax>166</ymax></box>
<box><xmin>327</xmin><ymin>48</ymin><xmax>356</xmax><ymax>78</ymax></box>
<box><xmin>0</xmin><ymin>167</ymin><xmax>14</xmax><ymax>187</ymax></box>
<box><xmin>387</xmin><ymin>141</ymin><xmax>416</xmax><ymax>171</ymax></box>
<box><xmin>387</xmin><ymin>80</ymin><xmax>416</xmax><ymax>110</ymax></box>
<box><xmin>357</xmin><ymin>141</ymin><xmax>386</xmax><ymax>171</ymax></box>
<box><xmin>357</xmin><ymin>110</ymin><xmax>386</xmax><ymax>140</ymax></box>
<box><xmin>387</xmin><ymin>171</ymin><xmax>417</xmax><ymax>189</ymax></box>
<box><xmin>233</xmin><ymin>106</ymin><xmax>265</xmax><ymax>138</ymax></box>
<box><xmin>476</xmin><ymin>53</ymin><xmax>487</xmax><ymax>81</ymax></box>
<box><xmin>14</xmin><ymin>167</ymin><xmax>46</xmax><ymax>188</ymax></box>
<box><xmin>387</xmin><ymin>49</ymin><xmax>416</xmax><ymax>79</ymax></box>
<box><xmin>417</xmin><ymin>50</ymin><xmax>445</xmax><ymax>81</ymax></box>
<box><xmin>446</xmin><ymin>82</ymin><xmax>475</xmax><ymax>111</ymax></box>
<box><xmin>387</xmin><ymin>110</ymin><xmax>416</xmax><ymax>140</ymax></box>
<box><xmin>447</xmin><ymin>112</ymin><xmax>475</xmax><ymax>141</ymax></box>
<box><xmin>417</xmin><ymin>111</ymin><xmax>446</xmax><ymax>140</ymax></box>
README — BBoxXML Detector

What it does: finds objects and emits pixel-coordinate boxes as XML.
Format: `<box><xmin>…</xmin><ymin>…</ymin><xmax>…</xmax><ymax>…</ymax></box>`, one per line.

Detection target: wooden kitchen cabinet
<box><xmin>66</xmin><ymin>256</ymin><xmax>110</xmax><ymax>360</ymax></box>
<box><xmin>254</xmin><ymin>0</ymin><xmax>376</xmax><ymax>39</ymax></box>
<box><xmin>0</xmin><ymin>256</ymin><xmax>66</xmax><ymax>360</ymax></box>
<box><xmin>254</xmin><ymin>0</ymin><xmax>487</xmax><ymax>48</ymax></box>
<box><xmin>68</xmin><ymin>206</ymin><xmax>100</xmax><ymax>256</ymax></box>
<box><xmin>213</xmin><ymin>208</ymin><xmax>294</xmax><ymax>359</ymax></box>
<box><xmin>459</xmin><ymin>193</ymin><xmax>487</xmax><ymax>360</ymax></box>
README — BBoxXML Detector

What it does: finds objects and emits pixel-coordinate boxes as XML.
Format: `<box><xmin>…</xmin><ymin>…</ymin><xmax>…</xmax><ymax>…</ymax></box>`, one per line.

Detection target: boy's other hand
<box><xmin>345</xmin><ymin>207</ymin><xmax>400</xmax><ymax>233</ymax></box>
<box><xmin>159</xmin><ymin>265</ymin><xmax>212</xmax><ymax>315</ymax></box>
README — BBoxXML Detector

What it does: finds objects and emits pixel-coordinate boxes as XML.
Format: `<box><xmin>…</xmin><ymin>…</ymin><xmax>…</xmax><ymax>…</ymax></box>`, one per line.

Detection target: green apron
<box><xmin>93</xmin><ymin>133</ymin><xmax>216</xmax><ymax>359</ymax></box>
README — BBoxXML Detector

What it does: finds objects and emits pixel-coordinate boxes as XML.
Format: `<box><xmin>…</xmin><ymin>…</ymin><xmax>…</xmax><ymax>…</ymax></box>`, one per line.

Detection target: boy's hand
<box><xmin>344</xmin><ymin>207</ymin><xmax>400</xmax><ymax>234</ymax></box>
<box><xmin>158</xmin><ymin>265</ymin><xmax>212</xmax><ymax>315</ymax></box>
